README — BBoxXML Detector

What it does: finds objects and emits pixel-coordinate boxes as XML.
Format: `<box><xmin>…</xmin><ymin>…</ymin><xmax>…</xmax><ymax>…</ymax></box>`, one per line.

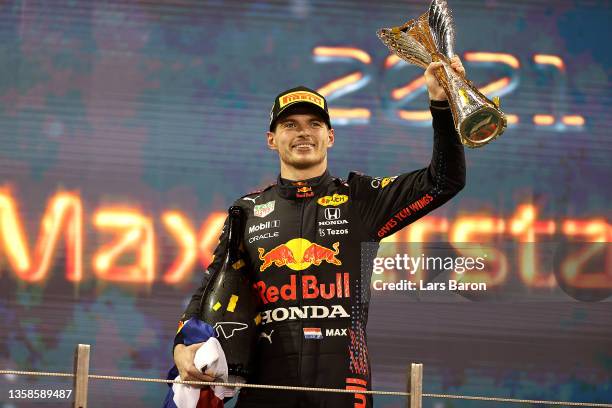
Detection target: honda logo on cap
<box><xmin>325</xmin><ymin>208</ymin><xmax>340</xmax><ymax>220</ymax></box>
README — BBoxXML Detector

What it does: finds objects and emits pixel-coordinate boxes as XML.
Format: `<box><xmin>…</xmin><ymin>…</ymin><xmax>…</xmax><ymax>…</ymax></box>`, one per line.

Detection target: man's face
<box><xmin>267</xmin><ymin>107</ymin><xmax>334</xmax><ymax>171</ymax></box>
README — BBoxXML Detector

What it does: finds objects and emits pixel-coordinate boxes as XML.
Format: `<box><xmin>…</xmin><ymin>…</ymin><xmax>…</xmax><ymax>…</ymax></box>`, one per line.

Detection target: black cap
<box><xmin>269</xmin><ymin>86</ymin><xmax>331</xmax><ymax>131</ymax></box>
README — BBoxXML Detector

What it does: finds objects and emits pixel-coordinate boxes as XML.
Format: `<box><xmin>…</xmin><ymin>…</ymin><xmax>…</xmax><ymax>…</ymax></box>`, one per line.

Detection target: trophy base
<box><xmin>458</xmin><ymin>106</ymin><xmax>507</xmax><ymax>148</ymax></box>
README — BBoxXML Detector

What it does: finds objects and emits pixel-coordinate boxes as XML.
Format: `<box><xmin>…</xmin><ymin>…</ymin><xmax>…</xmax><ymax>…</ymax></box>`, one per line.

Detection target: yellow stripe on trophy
<box><xmin>227</xmin><ymin>295</ymin><xmax>239</xmax><ymax>312</ymax></box>
<box><xmin>213</xmin><ymin>302</ymin><xmax>221</xmax><ymax>311</ymax></box>
<box><xmin>459</xmin><ymin>89</ymin><xmax>469</xmax><ymax>105</ymax></box>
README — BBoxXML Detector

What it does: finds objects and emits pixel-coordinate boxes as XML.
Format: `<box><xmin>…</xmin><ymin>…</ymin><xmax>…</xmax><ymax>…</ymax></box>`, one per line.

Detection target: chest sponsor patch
<box><xmin>248</xmin><ymin>220</ymin><xmax>280</xmax><ymax>234</ymax></box>
<box><xmin>254</xmin><ymin>201</ymin><xmax>275</xmax><ymax>218</ymax></box>
<box><xmin>258</xmin><ymin>239</ymin><xmax>341</xmax><ymax>272</ymax></box>
<box><xmin>296</xmin><ymin>186</ymin><xmax>314</xmax><ymax>198</ymax></box>
<box><xmin>248</xmin><ymin>231</ymin><xmax>279</xmax><ymax>243</ymax></box>
<box><xmin>317</xmin><ymin>194</ymin><xmax>348</xmax><ymax>207</ymax></box>
<box><xmin>260</xmin><ymin>304</ymin><xmax>350</xmax><ymax>325</ymax></box>
<box><xmin>319</xmin><ymin>227</ymin><xmax>348</xmax><ymax>237</ymax></box>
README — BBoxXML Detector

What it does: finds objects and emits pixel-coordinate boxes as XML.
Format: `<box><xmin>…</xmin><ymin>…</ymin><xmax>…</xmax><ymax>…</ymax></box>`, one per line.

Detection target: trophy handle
<box><xmin>432</xmin><ymin>56</ymin><xmax>507</xmax><ymax>148</ymax></box>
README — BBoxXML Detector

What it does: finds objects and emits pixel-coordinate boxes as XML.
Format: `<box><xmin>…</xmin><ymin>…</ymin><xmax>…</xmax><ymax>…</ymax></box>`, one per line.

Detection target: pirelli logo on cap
<box><xmin>279</xmin><ymin>91</ymin><xmax>325</xmax><ymax>109</ymax></box>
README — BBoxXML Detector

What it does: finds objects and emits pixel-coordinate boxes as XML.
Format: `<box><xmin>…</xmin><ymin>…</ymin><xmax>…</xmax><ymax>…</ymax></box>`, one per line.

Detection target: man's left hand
<box><xmin>425</xmin><ymin>55</ymin><xmax>466</xmax><ymax>101</ymax></box>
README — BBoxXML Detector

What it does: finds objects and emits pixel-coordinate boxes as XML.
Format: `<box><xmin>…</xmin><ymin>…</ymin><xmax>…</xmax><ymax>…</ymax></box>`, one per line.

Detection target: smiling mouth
<box><xmin>292</xmin><ymin>143</ymin><xmax>315</xmax><ymax>150</ymax></box>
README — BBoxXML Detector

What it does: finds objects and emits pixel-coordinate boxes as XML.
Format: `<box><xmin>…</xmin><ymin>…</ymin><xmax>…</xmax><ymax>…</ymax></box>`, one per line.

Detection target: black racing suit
<box><xmin>175</xmin><ymin>105</ymin><xmax>465</xmax><ymax>407</ymax></box>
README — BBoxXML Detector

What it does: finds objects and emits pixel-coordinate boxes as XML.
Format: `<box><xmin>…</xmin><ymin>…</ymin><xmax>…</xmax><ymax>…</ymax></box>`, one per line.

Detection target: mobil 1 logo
<box><xmin>248</xmin><ymin>220</ymin><xmax>281</xmax><ymax>243</ymax></box>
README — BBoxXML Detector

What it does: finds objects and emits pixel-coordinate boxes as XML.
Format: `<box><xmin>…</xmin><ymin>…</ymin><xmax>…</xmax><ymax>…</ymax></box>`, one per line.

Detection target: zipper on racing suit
<box><xmin>296</xmin><ymin>197</ymin><xmax>305</xmax><ymax>383</ymax></box>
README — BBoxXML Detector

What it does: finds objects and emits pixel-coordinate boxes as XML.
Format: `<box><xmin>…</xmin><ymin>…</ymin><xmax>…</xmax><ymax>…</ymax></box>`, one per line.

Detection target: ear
<box><xmin>327</xmin><ymin>128</ymin><xmax>335</xmax><ymax>148</ymax></box>
<box><xmin>266</xmin><ymin>131</ymin><xmax>278</xmax><ymax>150</ymax></box>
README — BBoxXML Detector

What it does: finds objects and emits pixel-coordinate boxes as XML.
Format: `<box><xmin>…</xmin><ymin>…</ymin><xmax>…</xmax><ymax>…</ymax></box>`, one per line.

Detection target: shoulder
<box><xmin>234</xmin><ymin>183</ymin><xmax>276</xmax><ymax>206</ymax></box>
<box><xmin>347</xmin><ymin>171</ymin><xmax>376</xmax><ymax>187</ymax></box>
<box><xmin>347</xmin><ymin>171</ymin><xmax>369</xmax><ymax>182</ymax></box>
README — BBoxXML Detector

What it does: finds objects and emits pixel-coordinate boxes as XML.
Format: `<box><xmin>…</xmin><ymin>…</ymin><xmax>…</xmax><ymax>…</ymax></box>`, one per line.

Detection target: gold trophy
<box><xmin>377</xmin><ymin>0</ymin><xmax>507</xmax><ymax>148</ymax></box>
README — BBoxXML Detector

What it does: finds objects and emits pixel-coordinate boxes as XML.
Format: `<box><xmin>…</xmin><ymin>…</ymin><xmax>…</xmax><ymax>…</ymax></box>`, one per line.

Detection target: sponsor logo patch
<box><xmin>248</xmin><ymin>231</ymin><xmax>279</xmax><ymax>243</ymax></box>
<box><xmin>319</xmin><ymin>228</ymin><xmax>348</xmax><ymax>237</ymax></box>
<box><xmin>319</xmin><ymin>208</ymin><xmax>348</xmax><ymax>228</ymax></box>
<box><xmin>325</xmin><ymin>207</ymin><xmax>341</xmax><ymax>220</ymax></box>
<box><xmin>296</xmin><ymin>186</ymin><xmax>314</xmax><ymax>198</ymax></box>
<box><xmin>242</xmin><ymin>195</ymin><xmax>259</xmax><ymax>204</ymax></box>
<box><xmin>254</xmin><ymin>272</ymin><xmax>350</xmax><ymax>304</ymax></box>
<box><xmin>318</xmin><ymin>219</ymin><xmax>348</xmax><ymax>226</ymax></box>
<box><xmin>248</xmin><ymin>220</ymin><xmax>280</xmax><ymax>234</ymax></box>
<box><xmin>279</xmin><ymin>91</ymin><xmax>325</xmax><ymax>109</ymax></box>
<box><xmin>258</xmin><ymin>238</ymin><xmax>341</xmax><ymax>272</ymax></box>
<box><xmin>260</xmin><ymin>304</ymin><xmax>350</xmax><ymax>324</ymax></box>
<box><xmin>370</xmin><ymin>176</ymin><xmax>397</xmax><ymax>189</ymax></box>
<box><xmin>254</xmin><ymin>201</ymin><xmax>275</xmax><ymax>218</ymax></box>
<box><xmin>259</xmin><ymin>330</ymin><xmax>274</xmax><ymax>344</ymax></box>
<box><xmin>317</xmin><ymin>194</ymin><xmax>348</xmax><ymax>207</ymax></box>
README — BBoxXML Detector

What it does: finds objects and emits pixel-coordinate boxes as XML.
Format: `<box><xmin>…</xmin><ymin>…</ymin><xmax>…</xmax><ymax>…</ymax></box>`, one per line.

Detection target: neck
<box><xmin>279</xmin><ymin>159</ymin><xmax>327</xmax><ymax>181</ymax></box>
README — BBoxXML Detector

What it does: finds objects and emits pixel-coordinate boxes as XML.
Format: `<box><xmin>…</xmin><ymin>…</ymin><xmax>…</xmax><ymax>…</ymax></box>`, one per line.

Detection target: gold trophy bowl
<box><xmin>377</xmin><ymin>0</ymin><xmax>507</xmax><ymax>148</ymax></box>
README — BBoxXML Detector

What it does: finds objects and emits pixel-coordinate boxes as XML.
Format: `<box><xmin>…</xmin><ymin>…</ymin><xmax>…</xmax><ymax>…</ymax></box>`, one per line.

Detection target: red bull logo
<box><xmin>296</xmin><ymin>186</ymin><xmax>314</xmax><ymax>198</ymax></box>
<box><xmin>254</xmin><ymin>272</ymin><xmax>350</xmax><ymax>304</ymax></box>
<box><xmin>258</xmin><ymin>238</ymin><xmax>341</xmax><ymax>272</ymax></box>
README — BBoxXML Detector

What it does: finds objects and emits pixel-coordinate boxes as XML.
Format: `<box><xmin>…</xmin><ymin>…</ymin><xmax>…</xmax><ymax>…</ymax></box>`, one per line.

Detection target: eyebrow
<box><xmin>279</xmin><ymin>117</ymin><xmax>323</xmax><ymax>124</ymax></box>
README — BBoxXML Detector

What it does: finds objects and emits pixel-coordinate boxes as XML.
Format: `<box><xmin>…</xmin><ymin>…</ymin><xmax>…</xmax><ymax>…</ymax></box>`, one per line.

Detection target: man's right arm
<box><xmin>172</xmin><ymin>215</ymin><xmax>229</xmax><ymax>383</ymax></box>
<box><xmin>173</xmin><ymin>215</ymin><xmax>229</xmax><ymax>349</ymax></box>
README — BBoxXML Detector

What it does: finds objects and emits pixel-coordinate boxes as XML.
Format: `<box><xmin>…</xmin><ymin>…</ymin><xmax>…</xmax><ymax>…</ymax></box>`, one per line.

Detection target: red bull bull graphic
<box><xmin>257</xmin><ymin>244</ymin><xmax>297</xmax><ymax>271</ymax></box>
<box><xmin>303</xmin><ymin>242</ymin><xmax>341</xmax><ymax>266</ymax></box>
<box><xmin>258</xmin><ymin>239</ymin><xmax>341</xmax><ymax>272</ymax></box>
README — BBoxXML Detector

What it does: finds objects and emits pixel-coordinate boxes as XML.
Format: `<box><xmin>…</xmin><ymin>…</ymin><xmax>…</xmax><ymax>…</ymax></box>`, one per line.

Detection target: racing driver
<box><xmin>173</xmin><ymin>56</ymin><xmax>467</xmax><ymax>407</ymax></box>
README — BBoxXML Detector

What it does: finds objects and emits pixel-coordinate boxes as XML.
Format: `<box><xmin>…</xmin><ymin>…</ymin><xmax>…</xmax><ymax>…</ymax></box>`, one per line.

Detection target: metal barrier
<box><xmin>1</xmin><ymin>344</ymin><xmax>611</xmax><ymax>408</ymax></box>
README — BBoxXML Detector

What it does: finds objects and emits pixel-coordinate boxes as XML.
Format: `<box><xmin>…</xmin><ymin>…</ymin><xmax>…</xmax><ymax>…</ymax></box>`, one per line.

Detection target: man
<box><xmin>174</xmin><ymin>57</ymin><xmax>466</xmax><ymax>407</ymax></box>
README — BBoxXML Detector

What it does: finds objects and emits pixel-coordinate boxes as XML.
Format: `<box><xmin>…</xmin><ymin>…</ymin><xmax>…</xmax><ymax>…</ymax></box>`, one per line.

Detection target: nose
<box><xmin>296</xmin><ymin>125</ymin><xmax>310</xmax><ymax>137</ymax></box>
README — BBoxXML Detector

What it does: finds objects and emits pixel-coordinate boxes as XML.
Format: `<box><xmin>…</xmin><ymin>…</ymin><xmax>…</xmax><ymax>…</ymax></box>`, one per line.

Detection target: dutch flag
<box><xmin>303</xmin><ymin>327</ymin><xmax>323</xmax><ymax>339</ymax></box>
<box><xmin>162</xmin><ymin>319</ymin><xmax>226</xmax><ymax>408</ymax></box>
